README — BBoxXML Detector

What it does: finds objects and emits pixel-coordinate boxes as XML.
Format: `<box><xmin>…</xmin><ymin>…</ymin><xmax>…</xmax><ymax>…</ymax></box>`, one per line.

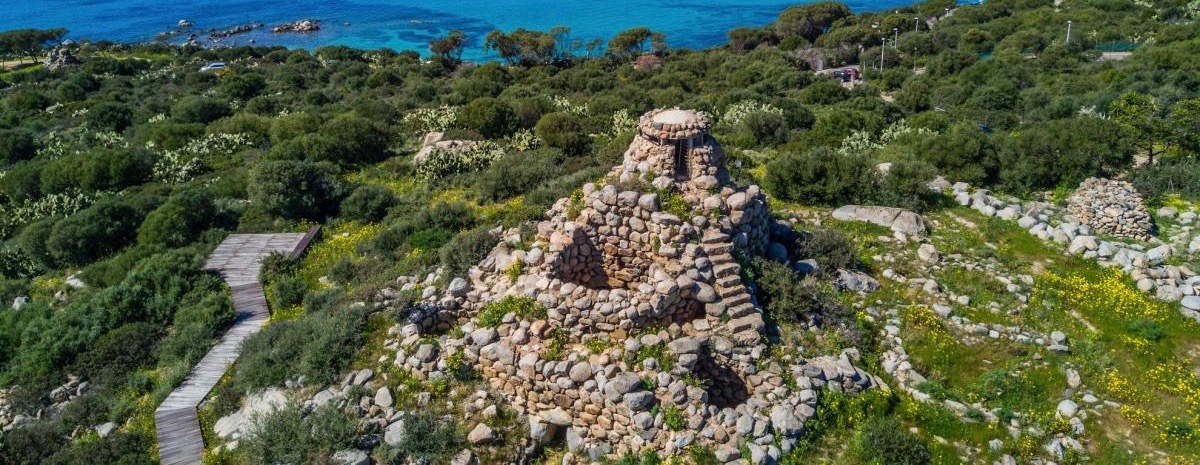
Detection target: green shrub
<box><xmin>439</xmin><ymin>227</ymin><xmax>498</xmax><ymax>278</ymax></box>
<box><xmin>232</xmin><ymin>305</ymin><xmax>366</xmax><ymax>392</ymax></box>
<box><xmin>137</xmin><ymin>190</ymin><xmax>219</xmax><ymax>247</ymax></box>
<box><xmin>662</xmin><ymin>405</ymin><xmax>685</xmax><ymax>431</ymax></box>
<box><xmin>457</xmin><ymin>97</ymin><xmax>516</xmax><ymax>138</ymax></box>
<box><xmin>247</xmin><ymin>160</ymin><xmax>342</xmax><ymax>220</ymax></box>
<box><xmin>470</xmin><ymin>148</ymin><xmax>563</xmax><ymax>202</ymax></box>
<box><xmin>240</xmin><ymin>403</ymin><xmax>358</xmax><ymax>465</ymax></box>
<box><xmin>1129</xmin><ymin>157</ymin><xmax>1200</xmax><ymax>204</ymax></box>
<box><xmin>390</xmin><ymin>411</ymin><xmax>463</xmax><ymax>462</ymax></box>
<box><xmin>86</xmin><ymin>101</ymin><xmax>134</xmax><ymax>132</ymax></box>
<box><xmin>341</xmin><ymin>184</ymin><xmax>398</xmax><ymax>222</ymax></box>
<box><xmin>0</xmin><ymin>128</ymin><xmax>36</xmax><ymax>164</ymax></box>
<box><xmin>46</xmin><ymin>199</ymin><xmax>144</xmax><ymax>265</ymax></box>
<box><xmin>535</xmin><ymin>112</ymin><xmax>590</xmax><ymax>155</ymax></box>
<box><xmin>850</xmin><ymin>417</ymin><xmax>931</xmax><ymax>465</ymax></box>
<box><xmin>794</xmin><ymin>227</ymin><xmax>861</xmax><ymax>273</ymax></box>
<box><xmin>752</xmin><ymin>257</ymin><xmax>843</xmax><ymax>323</ymax></box>
<box><xmin>478</xmin><ymin>295</ymin><xmax>546</xmax><ymax>327</ymax></box>
<box><xmin>172</xmin><ymin>96</ymin><xmax>232</xmax><ymax>124</ymax></box>
<box><xmin>268</xmin><ymin>276</ymin><xmax>308</xmax><ymax>310</ymax></box>
<box><xmin>763</xmin><ymin>147</ymin><xmax>874</xmax><ymax>206</ymax></box>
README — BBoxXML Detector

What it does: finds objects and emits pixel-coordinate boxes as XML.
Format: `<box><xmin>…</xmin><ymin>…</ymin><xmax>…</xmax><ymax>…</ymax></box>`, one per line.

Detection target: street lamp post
<box><xmin>914</xmin><ymin>16</ymin><xmax>920</xmax><ymax>33</ymax></box>
<box><xmin>881</xmin><ymin>38</ymin><xmax>886</xmax><ymax>71</ymax></box>
<box><xmin>893</xmin><ymin>28</ymin><xmax>899</xmax><ymax>48</ymax></box>
<box><xmin>1065</xmin><ymin>20</ymin><xmax>1072</xmax><ymax>45</ymax></box>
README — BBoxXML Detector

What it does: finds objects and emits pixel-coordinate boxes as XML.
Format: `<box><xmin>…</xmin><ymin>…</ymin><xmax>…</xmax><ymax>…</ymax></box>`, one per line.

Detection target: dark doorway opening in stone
<box><xmin>697</xmin><ymin>355</ymin><xmax>751</xmax><ymax>409</ymax></box>
<box><xmin>672</xmin><ymin>139</ymin><xmax>689</xmax><ymax>180</ymax></box>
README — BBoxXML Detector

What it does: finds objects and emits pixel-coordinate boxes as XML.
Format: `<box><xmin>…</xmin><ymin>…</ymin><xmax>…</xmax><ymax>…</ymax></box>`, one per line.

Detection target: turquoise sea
<box><xmin>4</xmin><ymin>1</ymin><xmax>914</xmax><ymax>59</ymax></box>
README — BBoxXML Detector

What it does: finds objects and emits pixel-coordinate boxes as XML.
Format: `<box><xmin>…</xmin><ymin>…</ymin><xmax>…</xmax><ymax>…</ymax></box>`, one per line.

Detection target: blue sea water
<box><xmin>3</xmin><ymin>1</ymin><xmax>914</xmax><ymax>59</ymax></box>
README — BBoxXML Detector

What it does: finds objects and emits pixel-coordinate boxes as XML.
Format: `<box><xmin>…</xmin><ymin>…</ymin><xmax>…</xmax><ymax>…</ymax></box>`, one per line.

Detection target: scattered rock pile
<box><xmin>1067</xmin><ymin>178</ymin><xmax>1154</xmax><ymax>239</ymax></box>
<box><xmin>43</xmin><ymin>47</ymin><xmax>80</xmax><ymax>71</ymax></box>
<box><xmin>944</xmin><ymin>182</ymin><xmax>1200</xmax><ymax>321</ymax></box>
<box><xmin>381</xmin><ymin>109</ymin><xmax>886</xmax><ymax>462</ymax></box>
<box><xmin>0</xmin><ymin>374</ymin><xmax>88</xmax><ymax>435</ymax></box>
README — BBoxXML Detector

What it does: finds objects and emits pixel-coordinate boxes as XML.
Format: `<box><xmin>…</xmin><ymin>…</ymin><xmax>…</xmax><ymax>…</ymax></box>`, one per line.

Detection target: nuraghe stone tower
<box><xmin>407</xmin><ymin>109</ymin><xmax>884</xmax><ymax>462</ymax></box>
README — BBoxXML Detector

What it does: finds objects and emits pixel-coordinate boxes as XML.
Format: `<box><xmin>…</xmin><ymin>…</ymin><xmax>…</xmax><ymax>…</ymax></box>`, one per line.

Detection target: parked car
<box><xmin>199</xmin><ymin>61</ymin><xmax>226</xmax><ymax>72</ymax></box>
<box><xmin>831</xmin><ymin>68</ymin><xmax>859</xmax><ymax>82</ymax></box>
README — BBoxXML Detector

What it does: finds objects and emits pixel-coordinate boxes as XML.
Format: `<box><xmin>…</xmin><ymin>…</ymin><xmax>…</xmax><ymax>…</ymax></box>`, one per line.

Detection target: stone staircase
<box><xmin>701</xmin><ymin>231</ymin><xmax>764</xmax><ymax>345</ymax></box>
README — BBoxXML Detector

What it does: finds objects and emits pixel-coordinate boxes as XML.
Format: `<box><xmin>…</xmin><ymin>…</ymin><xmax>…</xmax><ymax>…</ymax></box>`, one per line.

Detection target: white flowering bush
<box><xmin>152</xmin><ymin>133</ymin><xmax>254</xmax><ymax>184</ymax></box>
<box><xmin>504</xmin><ymin>128</ymin><xmax>542</xmax><ymax>151</ymax></box>
<box><xmin>416</xmin><ymin>141</ymin><xmax>505</xmax><ymax>180</ymax></box>
<box><xmin>609</xmin><ymin>109</ymin><xmax>639</xmax><ymax>137</ymax></box>
<box><xmin>720</xmin><ymin>100</ymin><xmax>783</xmax><ymax>128</ymax></box>
<box><xmin>0</xmin><ymin>190</ymin><xmax>100</xmax><ymax>238</ymax></box>
<box><xmin>879</xmin><ymin>121</ymin><xmax>937</xmax><ymax>144</ymax></box>
<box><xmin>403</xmin><ymin>106</ymin><xmax>459</xmax><ymax>133</ymax></box>
<box><xmin>148</xmin><ymin>113</ymin><xmax>168</xmax><ymax>123</ymax></box>
<box><xmin>551</xmin><ymin>95</ymin><xmax>589</xmax><ymax>116</ymax></box>
<box><xmin>837</xmin><ymin>130</ymin><xmax>882</xmax><ymax>156</ymax></box>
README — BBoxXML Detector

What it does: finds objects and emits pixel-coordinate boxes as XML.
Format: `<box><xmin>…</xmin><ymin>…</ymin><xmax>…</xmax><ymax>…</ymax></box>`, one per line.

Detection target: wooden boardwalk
<box><xmin>155</xmin><ymin>228</ymin><xmax>318</xmax><ymax>465</ymax></box>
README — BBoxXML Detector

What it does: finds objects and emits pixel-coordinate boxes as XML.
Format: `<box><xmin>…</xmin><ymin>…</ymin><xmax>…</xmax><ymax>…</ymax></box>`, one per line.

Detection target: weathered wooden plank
<box><xmin>155</xmin><ymin>230</ymin><xmax>317</xmax><ymax>465</ymax></box>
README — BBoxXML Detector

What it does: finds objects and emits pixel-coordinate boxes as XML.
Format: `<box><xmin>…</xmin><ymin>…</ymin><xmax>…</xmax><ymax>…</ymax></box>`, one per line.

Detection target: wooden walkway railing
<box><xmin>154</xmin><ymin>227</ymin><xmax>319</xmax><ymax>465</ymax></box>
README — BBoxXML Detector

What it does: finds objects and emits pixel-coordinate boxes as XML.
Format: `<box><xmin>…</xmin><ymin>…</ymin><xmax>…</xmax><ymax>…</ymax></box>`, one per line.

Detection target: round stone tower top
<box><xmin>638</xmin><ymin>108</ymin><xmax>711</xmax><ymax>141</ymax></box>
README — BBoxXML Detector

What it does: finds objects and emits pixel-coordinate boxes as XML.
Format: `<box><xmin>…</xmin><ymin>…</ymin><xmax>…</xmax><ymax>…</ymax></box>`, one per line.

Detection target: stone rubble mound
<box><xmin>385</xmin><ymin>109</ymin><xmax>886</xmax><ymax>462</ymax></box>
<box><xmin>945</xmin><ymin>182</ymin><xmax>1200</xmax><ymax>321</ymax></box>
<box><xmin>1067</xmin><ymin>178</ymin><xmax>1154</xmax><ymax>239</ymax></box>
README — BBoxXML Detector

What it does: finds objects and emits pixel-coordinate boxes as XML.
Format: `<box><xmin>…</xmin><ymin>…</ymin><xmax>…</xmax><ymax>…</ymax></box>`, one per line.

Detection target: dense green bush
<box><xmin>439</xmin><ymin>227</ymin><xmax>499</xmax><ymax>278</ymax></box>
<box><xmin>470</xmin><ymin>148</ymin><xmax>563</xmax><ymax>202</ymax></box>
<box><xmin>387</xmin><ymin>411</ymin><xmax>463</xmax><ymax>463</ymax></box>
<box><xmin>172</xmin><ymin>96</ymin><xmax>232</xmax><ymax>124</ymax></box>
<box><xmin>40</xmin><ymin>148</ymin><xmax>154</xmax><ymax>194</ymax></box>
<box><xmin>457</xmin><ymin>97</ymin><xmax>516</xmax><ymax>138</ymax></box>
<box><xmin>752</xmin><ymin>257</ymin><xmax>843</xmax><ymax>323</ymax></box>
<box><xmin>793</xmin><ymin>227</ymin><xmax>861</xmax><ymax>274</ymax></box>
<box><xmin>849</xmin><ymin>417</ymin><xmax>931</xmax><ymax>465</ymax></box>
<box><xmin>46</xmin><ymin>199</ymin><xmax>144</xmax><ymax>265</ymax></box>
<box><xmin>232</xmin><ymin>302</ymin><xmax>366</xmax><ymax>392</ymax></box>
<box><xmin>137</xmin><ymin>190</ymin><xmax>219</xmax><ymax>247</ymax></box>
<box><xmin>999</xmin><ymin>117</ymin><xmax>1134</xmax><ymax>193</ymax></box>
<box><xmin>248</xmin><ymin>160</ymin><xmax>342</xmax><ymax>220</ymax></box>
<box><xmin>535</xmin><ymin>112</ymin><xmax>590</xmax><ymax>155</ymax></box>
<box><xmin>86</xmin><ymin>102</ymin><xmax>134</xmax><ymax>132</ymax></box>
<box><xmin>1129</xmin><ymin>158</ymin><xmax>1200</xmax><ymax>204</ymax></box>
<box><xmin>0</xmin><ymin>129</ymin><xmax>37</xmax><ymax>165</ymax></box>
<box><xmin>240</xmin><ymin>403</ymin><xmax>358</xmax><ymax>464</ymax></box>
<box><xmin>763</xmin><ymin>147</ymin><xmax>875</xmax><ymax>205</ymax></box>
<box><xmin>340</xmin><ymin>184</ymin><xmax>398</xmax><ymax>222</ymax></box>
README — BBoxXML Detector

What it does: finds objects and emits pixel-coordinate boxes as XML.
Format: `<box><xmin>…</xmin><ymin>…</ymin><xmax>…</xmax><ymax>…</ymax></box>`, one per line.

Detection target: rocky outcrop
<box><xmin>213</xmin><ymin>388</ymin><xmax>288</xmax><ymax>440</ymax></box>
<box><xmin>831</xmin><ymin>205</ymin><xmax>927</xmax><ymax>237</ymax></box>
<box><xmin>272</xmin><ymin>19</ymin><xmax>321</xmax><ymax>34</ymax></box>
<box><xmin>44</xmin><ymin>47</ymin><xmax>80</xmax><ymax>71</ymax></box>
<box><xmin>1067</xmin><ymin>178</ymin><xmax>1154</xmax><ymax>239</ymax></box>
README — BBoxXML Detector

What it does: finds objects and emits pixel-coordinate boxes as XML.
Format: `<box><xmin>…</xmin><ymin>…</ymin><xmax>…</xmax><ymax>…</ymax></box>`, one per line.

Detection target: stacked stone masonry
<box><xmin>390</xmin><ymin>109</ymin><xmax>886</xmax><ymax>462</ymax></box>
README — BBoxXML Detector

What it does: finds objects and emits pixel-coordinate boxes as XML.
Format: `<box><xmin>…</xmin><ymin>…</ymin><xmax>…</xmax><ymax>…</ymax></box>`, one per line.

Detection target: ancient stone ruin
<box><xmin>392</xmin><ymin>109</ymin><xmax>885</xmax><ymax>461</ymax></box>
<box><xmin>1067</xmin><ymin>177</ymin><xmax>1154</xmax><ymax>239</ymax></box>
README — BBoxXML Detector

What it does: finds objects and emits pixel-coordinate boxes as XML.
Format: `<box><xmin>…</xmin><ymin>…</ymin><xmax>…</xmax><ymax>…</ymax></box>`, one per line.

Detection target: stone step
<box><xmin>713</xmin><ymin>262</ymin><xmax>741</xmax><ymax>279</ymax></box>
<box><xmin>732</xmin><ymin>330</ymin><xmax>761</xmax><ymax>346</ymax></box>
<box><xmin>716</xmin><ymin>275</ymin><xmax>742</xmax><ymax>289</ymax></box>
<box><xmin>702</xmin><ymin>231</ymin><xmax>730</xmax><ymax>245</ymax></box>
<box><xmin>708</xmin><ymin>253</ymin><xmax>734</xmax><ymax>265</ymax></box>
<box><xmin>727</xmin><ymin>302</ymin><xmax>757</xmax><ymax>318</ymax></box>
<box><xmin>702</xmin><ymin>242</ymin><xmax>733</xmax><ymax>255</ymax></box>
<box><xmin>723</xmin><ymin>292</ymin><xmax>751</xmax><ymax>307</ymax></box>
<box><xmin>728</xmin><ymin>313</ymin><xmax>765</xmax><ymax>334</ymax></box>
